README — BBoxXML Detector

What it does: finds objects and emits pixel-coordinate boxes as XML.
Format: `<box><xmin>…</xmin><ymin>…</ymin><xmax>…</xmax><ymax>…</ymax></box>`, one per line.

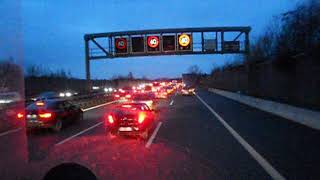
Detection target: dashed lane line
<box><xmin>145</xmin><ymin>122</ymin><xmax>162</xmax><ymax>148</ymax></box>
<box><xmin>0</xmin><ymin>128</ymin><xmax>22</xmax><ymax>137</ymax></box>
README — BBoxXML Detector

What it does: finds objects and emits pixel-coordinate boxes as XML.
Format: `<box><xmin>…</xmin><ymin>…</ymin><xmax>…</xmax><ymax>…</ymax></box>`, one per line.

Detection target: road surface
<box><xmin>3</xmin><ymin>89</ymin><xmax>320</xmax><ymax>179</ymax></box>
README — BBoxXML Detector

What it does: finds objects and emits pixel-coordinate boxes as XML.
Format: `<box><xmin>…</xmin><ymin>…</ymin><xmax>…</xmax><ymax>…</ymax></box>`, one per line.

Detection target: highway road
<box><xmin>11</xmin><ymin>89</ymin><xmax>320</xmax><ymax>179</ymax></box>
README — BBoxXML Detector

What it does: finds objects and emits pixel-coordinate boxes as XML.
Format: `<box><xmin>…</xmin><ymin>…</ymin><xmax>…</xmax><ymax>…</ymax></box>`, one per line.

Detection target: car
<box><xmin>131</xmin><ymin>93</ymin><xmax>156</xmax><ymax>109</ymax></box>
<box><xmin>114</xmin><ymin>92</ymin><xmax>132</xmax><ymax>100</ymax></box>
<box><xmin>164</xmin><ymin>86</ymin><xmax>175</xmax><ymax>95</ymax></box>
<box><xmin>24</xmin><ymin>99</ymin><xmax>83</xmax><ymax>132</ymax></box>
<box><xmin>155</xmin><ymin>90</ymin><xmax>168</xmax><ymax>99</ymax></box>
<box><xmin>105</xmin><ymin>103</ymin><xmax>156</xmax><ymax>139</ymax></box>
<box><xmin>181</xmin><ymin>87</ymin><xmax>195</xmax><ymax>96</ymax></box>
<box><xmin>113</xmin><ymin>88</ymin><xmax>132</xmax><ymax>101</ymax></box>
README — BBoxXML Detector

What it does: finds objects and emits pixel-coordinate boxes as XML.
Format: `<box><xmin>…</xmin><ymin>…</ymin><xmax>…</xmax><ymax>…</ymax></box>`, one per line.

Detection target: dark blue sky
<box><xmin>1</xmin><ymin>0</ymin><xmax>300</xmax><ymax>79</ymax></box>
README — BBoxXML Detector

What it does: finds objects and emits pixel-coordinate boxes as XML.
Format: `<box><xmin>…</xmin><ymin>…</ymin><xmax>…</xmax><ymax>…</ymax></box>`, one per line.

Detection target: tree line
<box><xmin>211</xmin><ymin>0</ymin><xmax>320</xmax><ymax>74</ymax></box>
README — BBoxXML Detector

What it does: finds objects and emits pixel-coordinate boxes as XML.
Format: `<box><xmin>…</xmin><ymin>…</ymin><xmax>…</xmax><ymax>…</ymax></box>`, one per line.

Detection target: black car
<box><xmin>25</xmin><ymin>100</ymin><xmax>83</xmax><ymax>132</ymax></box>
<box><xmin>105</xmin><ymin>103</ymin><xmax>156</xmax><ymax>139</ymax></box>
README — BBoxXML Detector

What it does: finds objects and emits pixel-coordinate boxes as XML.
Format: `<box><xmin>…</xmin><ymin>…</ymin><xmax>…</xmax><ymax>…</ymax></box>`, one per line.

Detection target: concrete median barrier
<box><xmin>208</xmin><ymin>88</ymin><xmax>320</xmax><ymax>130</ymax></box>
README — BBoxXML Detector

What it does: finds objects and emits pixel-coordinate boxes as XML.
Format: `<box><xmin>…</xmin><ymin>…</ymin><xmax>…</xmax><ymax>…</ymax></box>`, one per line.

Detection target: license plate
<box><xmin>119</xmin><ymin>127</ymin><xmax>132</xmax><ymax>131</ymax></box>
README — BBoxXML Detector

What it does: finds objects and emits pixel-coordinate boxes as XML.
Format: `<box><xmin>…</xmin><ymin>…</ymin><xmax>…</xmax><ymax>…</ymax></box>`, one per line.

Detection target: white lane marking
<box><xmin>81</xmin><ymin>100</ymin><xmax>117</xmax><ymax>112</ymax></box>
<box><xmin>0</xmin><ymin>127</ymin><xmax>22</xmax><ymax>137</ymax></box>
<box><xmin>145</xmin><ymin>122</ymin><xmax>162</xmax><ymax>148</ymax></box>
<box><xmin>170</xmin><ymin>100</ymin><xmax>174</xmax><ymax>106</ymax></box>
<box><xmin>195</xmin><ymin>94</ymin><xmax>286</xmax><ymax>180</ymax></box>
<box><xmin>55</xmin><ymin>122</ymin><xmax>103</xmax><ymax>146</ymax></box>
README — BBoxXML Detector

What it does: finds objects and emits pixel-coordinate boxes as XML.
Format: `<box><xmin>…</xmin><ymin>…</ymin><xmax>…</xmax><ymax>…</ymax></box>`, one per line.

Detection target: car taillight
<box><xmin>115</xmin><ymin>94</ymin><xmax>120</xmax><ymax>98</ymax></box>
<box><xmin>108</xmin><ymin>115</ymin><xmax>114</xmax><ymax>124</ymax></box>
<box><xmin>125</xmin><ymin>94</ymin><xmax>131</xmax><ymax>98</ymax></box>
<box><xmin>17</xmin><ymin>112</ymin><xmax>24</xmax><ymax>119</ymax></box>
<box><xmin>39</xmin><ymin>112</ymin><xmax>52</xmax><ymax>119</ymax></box>
<box><xmin>138</xmin><ymin>112</ymin><xmax>146</xmax><ymax>124</ymax></box>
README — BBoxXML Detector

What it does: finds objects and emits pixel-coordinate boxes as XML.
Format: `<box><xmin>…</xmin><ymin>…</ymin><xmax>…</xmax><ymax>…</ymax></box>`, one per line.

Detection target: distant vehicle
<box><xmin>59</xmin><ymin>90</ymin><xmax>78</xmax><ymax>98</ymax></box>
<box><xmin>181</xmin><ymin>87</ymin><xmax>195</xmax><ymax>96</ymax></box>
<box><xmin>105</xmin><ymin>103</ymin><xmax>156</xmax><ymax>139</ymax></box>
<box><xmin>0</xmin><ymin>92</ymin><xmax>24</xmax><ymax>131</ymax></box>
<box><xmin>24</xmin><ymin>100</ymin><xmax>83</xmax><ymax>132</ymax></box>
<box><xmin>164</xmin><ymin>86</ymin><xmax>175</xmax><ymax>94</ymax></box>
<box><xmin>144</xmin><ymin>85</ymin><xmax>152</xmax><ymax>93</ymax></box>
<box><xmin>155</xmin><ymin>90</ymin><xmax>168</xmax><ymax>99</ymax></box>
<box><xmin>114</xmin><ymin>90</ymin><xmax>132</xmax><ymax>101</ymax></box>
<box><xmin>0</xmin><ymin>92</ymin><xmax>22</xmax><ymax>104</ymax></box>
<box><xmin>121</xmin><ymin>86</ymin><xmax>134</xmax><ymax>93</ymax></box>
<box><xmin>34</xmin><ymin>91</ymin><xmax>58</xmax><ymax>101</ymax></box>
<box><xmin>131</xmin><ymin>93</ymin><xmax>156</xmax><ymax>109</ymax></box>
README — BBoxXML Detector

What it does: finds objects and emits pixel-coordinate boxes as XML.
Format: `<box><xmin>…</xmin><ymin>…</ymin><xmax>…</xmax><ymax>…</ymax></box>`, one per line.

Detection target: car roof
<box><xmin>27</xmin><ymin>99</ymin><xmax>67</xmax><ymax>110</ymax></box>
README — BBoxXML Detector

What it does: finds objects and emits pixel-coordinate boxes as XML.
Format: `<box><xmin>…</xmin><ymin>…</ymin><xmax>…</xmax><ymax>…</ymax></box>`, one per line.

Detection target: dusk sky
<box><xmin>1</xmin><ymin>0</ymin><xmax>300</xmax><ymax>79</ymax></box>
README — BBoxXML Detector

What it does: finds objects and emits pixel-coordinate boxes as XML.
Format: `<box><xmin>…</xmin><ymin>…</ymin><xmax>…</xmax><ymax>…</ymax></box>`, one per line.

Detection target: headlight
<box><xmin>0</xmin><ymin>99</ymin><xmax>12</xmax><ymax>104</ymax></box>
<box><xmin>59</xmin><ymin>93</ymin><xmax>65</xmax><ymax>97</ymax></box>
<box><xmin>65</xmin><ymin>92</ymin><xmax>72</xmax><ymax>97</ymax></box>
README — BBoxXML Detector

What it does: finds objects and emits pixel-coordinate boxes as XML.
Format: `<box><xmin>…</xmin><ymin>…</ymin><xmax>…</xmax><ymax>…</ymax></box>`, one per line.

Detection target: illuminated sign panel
<box><xmin>162</xmin><ymin>35</ymin><xmax>176</xmax><ymax>52</ymax></box>
<box><xmin>178</xmin><ymin>34</ymin><xmax>192</xmax><ymax>51</ymax></box>
<box><xmin>115</xmin><ymin>38</ymin><xmax>128</xmax><ymax>54</ymax></box>
<box><xmin>147</xmin><ymin>36</ymin><xmax>160</xmax><ymax>52</ymax></box>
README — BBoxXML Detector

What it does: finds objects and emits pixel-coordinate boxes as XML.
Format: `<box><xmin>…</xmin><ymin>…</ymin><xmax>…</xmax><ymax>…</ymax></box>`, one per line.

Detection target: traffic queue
<box><xmin>17</xmin><ymin>81</ymin><xmax>190</xmax><ymax>140</ymax></box>
<box><xmin>108</xmin><ymin>81</ymin><xmax>183</xmax><ymax>139</ymax></box>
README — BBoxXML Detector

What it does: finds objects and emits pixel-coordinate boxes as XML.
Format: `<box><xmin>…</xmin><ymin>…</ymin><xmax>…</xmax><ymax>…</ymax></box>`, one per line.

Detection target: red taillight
<box><xmin>138</xmin><ymin>112</ymin><xmax>146</xmax><ymax>124</ymax></box>
<box><xmin>17</xmin><ymin>113</ymin><xmax>24</xmax><ymax>119</ymax></box>
<box><xmin>115</xmin><ymin>94</ymin><xmax>120</xmax><ymax>98</ymax></box>
<box><xmin>125</xmin><ymin>94</ymin><xmax>131</xmax><ymax>98</ymax></box>
<box><xmin>108</xmin><ymin>115</ymin><xmax>114</xmax><ymax>124</ymax></box>
<box><xmin>39</xmin><ymin>112</ymin><xmax>52</xmax><ymax>119</ymax></box>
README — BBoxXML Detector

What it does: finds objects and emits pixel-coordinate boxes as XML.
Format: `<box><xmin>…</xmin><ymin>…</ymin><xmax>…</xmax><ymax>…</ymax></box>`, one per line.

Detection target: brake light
<box><xmin>108</xmin><ymin>115</ymin><xmax>114</xmax><ymax>124</ymax></box>
<box><xmin>17</xmin><ymin>112</ymin><xmax>24</xmax><ymax>119</ymax></box>
<box><xmin>115</xmin><ymin>94</ymin><xmax>120</xmax><ymax>98</ymax></box>
<box><xmin>36</xmin><ymin>101</ymin><xmax>45</xmax><ymax>106</ymax></box>
<box><xmin>125</xmin><ymin>94</ymin><xmax>131</xmax><ymax>98</ymax></box>
<box><xmin>39</xmin><ymin>112</ymin><xmax>52</xmax><ymax>119</ymax></box>
<box><xmin>138</xmin><ymin>112</ymin><xmax>146</xmax><ymax>124</ymax></box>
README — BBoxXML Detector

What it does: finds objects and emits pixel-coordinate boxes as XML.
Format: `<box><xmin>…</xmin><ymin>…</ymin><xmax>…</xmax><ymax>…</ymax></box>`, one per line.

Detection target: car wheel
<box><xmin>52</xmin><ymin>120</ymin><xmax>62</xmax><ymax>132</ymax></box>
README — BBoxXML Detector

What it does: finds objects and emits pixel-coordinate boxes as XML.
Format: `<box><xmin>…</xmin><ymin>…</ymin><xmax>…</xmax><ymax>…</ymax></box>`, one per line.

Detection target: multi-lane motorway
<box><xmin>10</xmin><ymin>89</ymin><xmax>320</xmax><ymax>179</ymax></box>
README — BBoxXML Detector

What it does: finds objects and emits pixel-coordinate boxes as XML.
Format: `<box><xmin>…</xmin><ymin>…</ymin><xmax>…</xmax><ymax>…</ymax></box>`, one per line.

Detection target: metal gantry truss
<box><xmin>84</xmin><ymin>27</ymin><xmax>251</xmax><ymax>90</ymax></box>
